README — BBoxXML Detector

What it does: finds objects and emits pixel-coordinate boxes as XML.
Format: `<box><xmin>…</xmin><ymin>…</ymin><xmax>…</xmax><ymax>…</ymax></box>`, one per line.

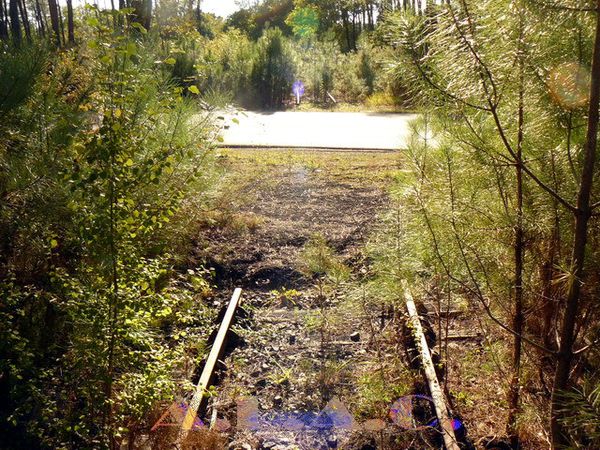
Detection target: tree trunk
<box><xmin>8</xmin><ymin>0</ymin><xmax>20</xmax><ymax>44</ymax></box>
<box><xmin>507</xmin><ymin>25</ymin><xmax>525</xmax><ymax>444</ymax></box>
<box><xmin>57</xmin><ymin>2</ymin><xmax>65</xmax><ymax>44</ymax></box>
<box><xmin>131</xmin><ymin>0</ymin><xmax>151</xmax><ymax>30</ymax></box>
<box><xmin>0</xmin><ymin>0</ymin><xmax>8</xmax><ymax>40</ymax></box>
<box><xmin>66</xmin><ymin>0</ymin><xmax>74</xmax><ymax>44</ymax></box>
<box><xmin>550</xmin><ymin>1</ymin><xmax>600</xmax><ymax>447</ymax></box>
<box><xmin>17</xmin><ymin>0</ymin><xmax>29</xmax><ymax>41</ymax></box>
<box><xmin>341</xmin><ymin>9</ymin><xmax>351</xmax><ymax>51</ymax></box>
<box><xmin>196</xmin><ymin>0</ymin><xmax>201</xmax><ymax>31</ymax></box>
<box><xmin>362</xmin><ymin>6</ymin><xmax>366</xmax><ymax>32</ymax></box>
<box><xmin>47</xmin><ymin>0</ymin><xmax>60</xmax><ymax>46</ymax></box>
<box><xmin>351</xmin><ymin>12</ymin><xmax>357</xmax><ymax>50</ymax></box>
<box><xmin>541</xmin><ymin>216</ymin><xmax>559</xmax><ymax>350</ymax></box>
<box><xmin>144</xmin><ymin>0</ymin><xmax>152</xmax><ymax>30</ymax></box>
<box><xmin>34</xmin><ymin>0</ymin><xmax>46</xmax><ymax>37</ymax></box>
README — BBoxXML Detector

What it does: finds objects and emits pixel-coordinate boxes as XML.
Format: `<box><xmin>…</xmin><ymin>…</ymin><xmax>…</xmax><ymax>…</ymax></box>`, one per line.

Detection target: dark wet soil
<box><xmin>196</xmin><ymin>163</ymin><xmax>388</xmax><ymax>293</ymax></box>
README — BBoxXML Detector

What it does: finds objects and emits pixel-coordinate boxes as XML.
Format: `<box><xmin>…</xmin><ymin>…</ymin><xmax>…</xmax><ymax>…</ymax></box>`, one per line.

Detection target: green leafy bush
<box><xmin>196</xmin><ymin>29</ymin><xmax>255</xmax><ymax>106</ymax></box>
<box><xmin>0</xmin><ymin>10</ymin><xmax>217</xmax><ymax>448</ymax></box>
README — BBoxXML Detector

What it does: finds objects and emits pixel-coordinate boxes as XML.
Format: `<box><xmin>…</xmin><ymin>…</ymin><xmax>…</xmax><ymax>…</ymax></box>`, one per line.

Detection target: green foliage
<box><xmin>334</xmin><ymin>51</ymin><xmax>369</xmax><ymax>102</ymax></box>
<box><xmin>154</xmin><ymin>6</ymin><xmax>414</xmax><ymax>110</ymax></box>
<box><xmin>371</xmin><ymin>1</ymin><xmax>600</xmax><ymax>445</ymax></box>
<box><xmin>291</xmin><ymin>39</ymin><xmax>365</xmax><ymax>104</ymax></box>
<box><xmin>0</xmin><ymin>8</ymin><xmax>217</xmax><ymax>448</ymax></box>
<box><xmin>376</xmin><ymin>0</ymin><xmax>593</xmax><ymax>300</ymax></box>
<box><xmin>225</xmin><ymin>0</ymin><xmax>294</xmax><ymax>40</ymax></box>
<box><xmin>559</xmin><ymin>380</ymin><xmax>600</xmax><ymax>447</ymax></box>
<box><xmin>299</xmin><ymin>234</ymin><xmax>350</xmax><ymax>283</ymax></box>
<box><xmin>0</xmin><ymin>45</ymin><xmax>47</xmax><ymax>112</ymax></box>
<box><xmin>225</xmin><ymin>8</ymin><xmax>257</xmax><ymax>37</ymax></box>
<box><xmin>286</xmin><ymin>5</ymin><xmax>320</xmax><ymax>39</ymax></box>
<box><xmin>196</xmin><ymin>29</ymin><xmax>255</xmax><ymax>106</ymax></box>
<box><xmin>355</xmin><ymin>368</ymin><xmax>413</xmax><ymax>419</ymax></box>
<box><xmin>291</xmin><ymin>38</ymin><xmax>335</xmax><ymax>102</ymax></box>
<box><xmin>170</xmin><ymin>52</ymin><xmax>197</xmax><ymax>88</ymax></box>
<box><xmin>251</xmin><ymin>27</ymin><xmax>295</xmax><ymax>108</ymax></box>
<box><xmin>269</xmin><ymin>287</ymin><xmax>302</xmax><ymax>307</ymax></box>
<box><xmin>359</xmin><ymin>47</ymin><xmax>375</xmax><ymax>95</ymax></box>
<box><xmin>197</xmin><ymin>12</ymin><xmax>224</xmax><ymax>39</ymax></box>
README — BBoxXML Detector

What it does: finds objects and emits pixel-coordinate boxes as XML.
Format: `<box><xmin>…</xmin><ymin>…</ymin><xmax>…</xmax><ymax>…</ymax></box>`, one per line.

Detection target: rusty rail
<box><xmin>179</xmin><ymin>288</ymin><xmax>243</xmax><ymax>441</ymax></box>
<box><xmin>403</xmin><ymin>282</ymin><xmax>460</xmax><ymax>450</ymax></box>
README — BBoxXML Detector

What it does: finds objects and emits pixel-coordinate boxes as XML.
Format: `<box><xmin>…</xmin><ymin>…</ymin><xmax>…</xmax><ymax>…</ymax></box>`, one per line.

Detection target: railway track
<box><xmin>144</xmin><ymin>148</ymin><xmax>479</xmax><ymax>449</ymax></box>
<box><xmin>148</xmin><ymin>284</ymin><xmax>474</xmax><ymax>450</ymax></box>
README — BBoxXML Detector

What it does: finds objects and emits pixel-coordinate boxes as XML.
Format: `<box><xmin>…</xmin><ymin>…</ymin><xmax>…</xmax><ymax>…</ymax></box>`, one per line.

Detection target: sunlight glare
<box><xmin>548</xmin><ymin>62</ymin><xmax>590</xmax><ymax>110</ymax></box>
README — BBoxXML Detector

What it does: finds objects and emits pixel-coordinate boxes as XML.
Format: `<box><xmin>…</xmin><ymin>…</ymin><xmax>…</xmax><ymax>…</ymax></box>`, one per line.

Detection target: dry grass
<box><xmin>219</xmin><ymin>148</ymin><xmax>403</xmax><ymax>187</ymax></box>
<box><xmin>293</xmin><ymin>101</ymin><xmax>414</xmax><ymax>114</ymax></box>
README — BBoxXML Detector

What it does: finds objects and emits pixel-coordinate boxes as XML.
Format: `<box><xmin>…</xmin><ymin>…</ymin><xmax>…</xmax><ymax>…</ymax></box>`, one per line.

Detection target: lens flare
<box><xmin>548</xmin><ymin>62</ymin><xmax>590</xmax><ymax>110</ymax></box>
<box><xmin>428</xmin><ymin>417</ymin><xmax>464</xmax><ymax>431</ymax></box>
<box><xmin>287</xmin><ymin>6</ymin><xmax>320</xmax><ymax>38</ymax></box>
<box><xmin>389</xmin><ymin>395</ymin><xmax>435</xmax><ymax>430</ymax></box>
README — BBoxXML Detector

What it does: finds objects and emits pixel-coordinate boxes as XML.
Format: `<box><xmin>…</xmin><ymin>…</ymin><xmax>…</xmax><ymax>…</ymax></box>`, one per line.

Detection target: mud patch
<box><xmin>194</xmin><ymin>151</ymin><xmax>393</xmax><ymax>291</ymax></box>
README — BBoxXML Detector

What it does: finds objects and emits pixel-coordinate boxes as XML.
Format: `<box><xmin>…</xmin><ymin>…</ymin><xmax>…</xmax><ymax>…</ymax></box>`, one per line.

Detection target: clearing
<box><xmin>216</xmin><ymin>111</ymin><xmax>419</xmax><ymax>150</ymax></box>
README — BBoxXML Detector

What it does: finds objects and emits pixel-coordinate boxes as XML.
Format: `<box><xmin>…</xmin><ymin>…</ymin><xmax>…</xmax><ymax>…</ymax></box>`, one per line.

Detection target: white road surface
<box><xmin>215</xmin><ymin>110</ymin><xmax>419</xmax><ymax>150</ymax></box>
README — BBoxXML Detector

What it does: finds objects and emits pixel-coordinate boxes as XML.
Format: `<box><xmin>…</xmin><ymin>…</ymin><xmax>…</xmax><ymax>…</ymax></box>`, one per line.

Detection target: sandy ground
<box><xmin>214</xmin><ymin>111</ymin><xmax>419</xmax><ymax>150</ymax></box>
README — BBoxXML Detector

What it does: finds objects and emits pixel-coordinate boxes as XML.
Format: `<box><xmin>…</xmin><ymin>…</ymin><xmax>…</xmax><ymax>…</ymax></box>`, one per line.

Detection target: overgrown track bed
<box><xmin>180</xmin><ymin>149</ymin><xmax>476</xmax><ymax>450</ymax></box>
<box><xmin>197</xmin><ymin>149</ymin><xmax>399</xmax><ymax>449</ymax></box>
<box><xmin>194</xmin><ymin>149</ymin><xmax>397</xmax><ymax>292</ymax></box>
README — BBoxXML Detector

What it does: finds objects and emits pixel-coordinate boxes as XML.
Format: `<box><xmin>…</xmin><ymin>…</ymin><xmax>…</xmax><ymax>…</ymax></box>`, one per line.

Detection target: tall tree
<box><xmin>34</xmin><ymin>0</ymin><xmax>45</xmax><ymax>37</ymax></box>
<box><xmin>8</xmin><ymin>0</ymin><xmax>20</xmax><ymax>44</ymax></box>
<box><xmin>131</xmin><ymin>0</ymin><xmax>152</xmax><ymax>30</ymax></box>
<box><xmin>57</xmin><ymin>2</ymin><xmax>65</xmax><ymax>43</ymax></box>
<box><xmin>550</xmin><ymin>1</ymin><xmax>600</xmax><ymax>446</ymax></box>
<box><xmin>0</xmin><ymin>0</ymin><xmax>9</xmax><ymax>40</ymax></box>
<box><xmin>47</xmin><ymin>0</ymin><xmax>60</xmax><ymax>46</ymax></box>
<box><xmin>17</xmin><ymin>0</ymin><xmax>30</xmax><ymax>41</ymax></box>
<box><xmin>507</xmin><ymin>3</ymin><xmax>526</xmax><ymax>445</ymax></box>
<box><xmin>388</xmin><ymin>1</ymin><xmax>600</xmax><ymax>447</ymax></box>
<box><xmin>66</xmin><ymin>0</ymin><xmax>74</xmax><ymax>44</ymax></box>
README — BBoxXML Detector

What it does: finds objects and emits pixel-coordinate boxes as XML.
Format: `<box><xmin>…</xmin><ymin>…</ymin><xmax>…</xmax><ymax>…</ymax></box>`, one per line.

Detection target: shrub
<box><xmin>0</xmin><ymin>11</ymin><xmax>217</xmax><ymax>447</ymax></box>
<box><xmin>197</xmin><ymin>29</ymin><xmax>255</xmax><ymax>106</ymax></box>
<box><xmin>365</xmin><ymin>91</ymin><xmax>397</xmax><ymax>107</ymax></box>
<box><xmin>333</xmin><ymin>52</ymin><xmax>368</xmax><ymax>103</ymax></box>
<box><xmin>251</xmin><ymin>27</ymin><xmax>295</xmax><ymax>109</ymax></box>
<box><xmin>359</xmin><ymin>48</ymin><xmax>375</xmax><ymax>95</ymax></box>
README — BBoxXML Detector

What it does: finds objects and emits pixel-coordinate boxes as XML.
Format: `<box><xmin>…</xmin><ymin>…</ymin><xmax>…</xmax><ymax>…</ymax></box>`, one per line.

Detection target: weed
<box><xmin>269</xmin><ymin>288</ymin><xmax>302</xmax><ymax>308</ymax></box>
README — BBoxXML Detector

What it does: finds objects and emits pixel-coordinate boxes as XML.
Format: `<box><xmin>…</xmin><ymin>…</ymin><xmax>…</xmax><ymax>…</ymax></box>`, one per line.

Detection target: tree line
<box><xmin>0</xmin><ymin>0</ymin><xmax>154</xmax><ymax>46</ymax></box>
<box><xmin>0</xmin><ymin>0</ymin><xmax>441</xmax><ymax>50</ymax></box>
<box><xmin>228</xmin><ymin>0</ymin><xmax>439</xmax><ymax>49</ymax></box>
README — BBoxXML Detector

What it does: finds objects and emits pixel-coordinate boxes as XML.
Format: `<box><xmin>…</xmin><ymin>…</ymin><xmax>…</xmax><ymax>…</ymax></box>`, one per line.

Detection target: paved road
<box><xmin>215</xmin><ymin>110</ymin><xmax>418</xmax><ymax>150</ymax></box>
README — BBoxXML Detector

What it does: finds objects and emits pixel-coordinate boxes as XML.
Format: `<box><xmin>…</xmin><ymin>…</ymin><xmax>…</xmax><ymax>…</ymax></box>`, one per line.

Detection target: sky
<box><xmin>202</xmin><ymin>0</ymin><xmax>239</xmax><ymax>18</ymax></box>
<box><xmin>59</xmin><ymin>0</ymin><xmax>241</xmax><ymax>18</ymax></box>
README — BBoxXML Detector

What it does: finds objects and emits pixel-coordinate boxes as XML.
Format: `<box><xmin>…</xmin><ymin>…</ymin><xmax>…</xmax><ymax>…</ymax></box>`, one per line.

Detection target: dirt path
<box><xmin>192</xmin><ymin>149</ymin><xmax>415</xmax><ymax>450</ymax></box>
